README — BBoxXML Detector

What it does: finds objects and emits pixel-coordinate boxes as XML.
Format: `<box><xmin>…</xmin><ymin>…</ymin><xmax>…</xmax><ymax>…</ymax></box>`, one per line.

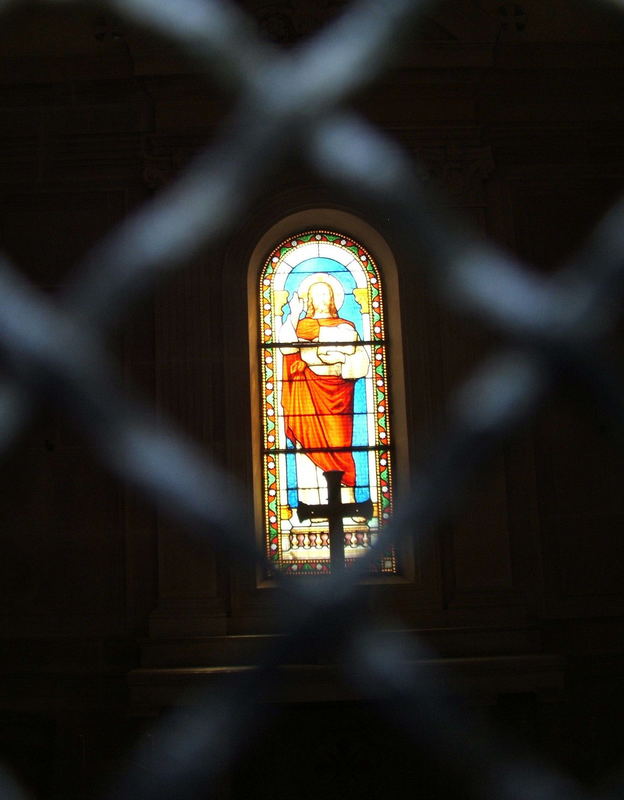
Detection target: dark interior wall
<box><xmin>1</xmin><ymin>1</ymin><xmax>624</xmax><ymax>796</ymax></box>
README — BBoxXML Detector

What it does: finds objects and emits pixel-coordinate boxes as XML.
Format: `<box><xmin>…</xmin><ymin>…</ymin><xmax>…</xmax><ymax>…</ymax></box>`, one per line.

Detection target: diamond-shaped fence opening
<box><xmin>1</xmin><ymin>0</ymin><xmax>624</xmax><ymax>798</ymax></box>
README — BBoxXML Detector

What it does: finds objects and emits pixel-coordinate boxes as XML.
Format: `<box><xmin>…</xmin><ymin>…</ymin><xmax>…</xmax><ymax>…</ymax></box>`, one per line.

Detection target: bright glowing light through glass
<box><xmin>259</xmin><ymin>231</ymin><xmax>396</xmax><ymax>575</ymax></box>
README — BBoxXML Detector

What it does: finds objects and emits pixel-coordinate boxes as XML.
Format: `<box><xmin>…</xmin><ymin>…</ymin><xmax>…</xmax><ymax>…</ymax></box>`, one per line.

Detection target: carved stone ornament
<box><xmin>419</xmin><ymin>144</ymin><xmax>495</xmax><ymax>206</ymax></box>
<box><xmin>93</xmin><ymin>14</ymin><xmax>125</xmax><ymax>43</ymax></box>
<box><xmin>251</xmin><ymin>0</ymin><xmax>346</xmax><ymax>44</ymax></box>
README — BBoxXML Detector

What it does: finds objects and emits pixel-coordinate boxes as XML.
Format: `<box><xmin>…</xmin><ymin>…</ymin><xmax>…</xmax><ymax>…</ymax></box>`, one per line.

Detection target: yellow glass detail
<box><xmin>274</xmin><ymin>290</ymin><xmax>289</xmax><ymax>317</ymax></box>
<box><xmin>353</xmin><ymin>288</ymin><xmax>369</xmax><ymax>314</ymax></box>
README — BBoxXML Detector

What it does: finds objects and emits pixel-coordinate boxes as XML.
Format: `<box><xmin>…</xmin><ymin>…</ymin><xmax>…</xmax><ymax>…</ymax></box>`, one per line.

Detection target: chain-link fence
<box><xmin>1</xmin><ymin>0</ymin><xmax>624</xmax><ymax>797</ymax></box>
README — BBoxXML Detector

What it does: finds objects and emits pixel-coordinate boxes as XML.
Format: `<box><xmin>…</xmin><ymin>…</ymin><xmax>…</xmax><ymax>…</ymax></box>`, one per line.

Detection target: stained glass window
<box><xmin>259</xmin><ymin>230</ymin><xmax>396</xmax><ymax>575</ymax></box>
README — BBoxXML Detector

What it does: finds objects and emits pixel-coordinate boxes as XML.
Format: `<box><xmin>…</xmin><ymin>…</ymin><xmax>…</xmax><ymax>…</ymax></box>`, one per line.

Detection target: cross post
<box><xmin>297</xmin><ymin>470</ymin><xmax>374</xmax><ymax>573</ymax></box>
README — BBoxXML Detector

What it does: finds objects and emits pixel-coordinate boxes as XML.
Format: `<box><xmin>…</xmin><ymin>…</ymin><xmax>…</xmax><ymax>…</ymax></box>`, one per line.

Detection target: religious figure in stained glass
<box><xmin>259</xmin><ymin>231</ymin><xmax>395</xmax><ymax>575</ymax></box>
<box><xmin>279</xmin><ymin>279</ymin><xmax>369</xmax><ymax>510</ymax></box>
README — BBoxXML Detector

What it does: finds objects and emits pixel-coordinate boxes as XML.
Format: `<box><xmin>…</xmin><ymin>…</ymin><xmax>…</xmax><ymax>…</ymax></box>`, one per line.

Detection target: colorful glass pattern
<box><xmin>259</xmin><ymin>231</ymin><xmax>396</xmax><ymax>575</ymax></box>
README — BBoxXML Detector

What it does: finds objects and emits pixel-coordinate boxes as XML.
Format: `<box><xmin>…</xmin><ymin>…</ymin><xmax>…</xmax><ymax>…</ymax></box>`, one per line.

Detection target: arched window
<box><xmin>255</xmin><ymin>228</ymin><xmax>398</xmax><ymax>576</ymax></box>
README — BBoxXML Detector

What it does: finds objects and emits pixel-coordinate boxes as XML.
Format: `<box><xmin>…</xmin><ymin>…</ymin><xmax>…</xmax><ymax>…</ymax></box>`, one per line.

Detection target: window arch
<box><xmin>249</xmin><ymin>214</ymin><xmax>407</xmax><ymax>578</ymax></box>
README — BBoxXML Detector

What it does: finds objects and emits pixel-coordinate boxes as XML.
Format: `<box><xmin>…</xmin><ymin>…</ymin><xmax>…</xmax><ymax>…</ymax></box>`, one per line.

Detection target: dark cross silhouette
<box><xmin>297</xmin><ymin>470</ymin><xmax>374</xmax><ymax>573</ymax></box>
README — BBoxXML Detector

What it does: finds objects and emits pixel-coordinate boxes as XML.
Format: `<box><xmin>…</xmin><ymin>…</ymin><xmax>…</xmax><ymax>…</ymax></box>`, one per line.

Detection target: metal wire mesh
<box><xmin>1</xmin><ymin>0</ymin><xmax>624</xmax><ymax>797</ymax></box>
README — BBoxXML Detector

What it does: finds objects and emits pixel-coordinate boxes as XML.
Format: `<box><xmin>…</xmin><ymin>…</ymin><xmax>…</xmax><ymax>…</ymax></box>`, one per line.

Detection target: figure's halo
<box><xmin>296</xmin><ymin>272</ymin><xmax>345</xmax><ymax>310</ymax></box>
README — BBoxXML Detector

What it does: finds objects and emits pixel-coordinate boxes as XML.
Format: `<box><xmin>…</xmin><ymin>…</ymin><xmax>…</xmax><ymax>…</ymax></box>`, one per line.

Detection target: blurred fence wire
<box><xmin>0</xmin><ymin>0</ymin><xmax>624</xmax><ymax>798</ymax></box>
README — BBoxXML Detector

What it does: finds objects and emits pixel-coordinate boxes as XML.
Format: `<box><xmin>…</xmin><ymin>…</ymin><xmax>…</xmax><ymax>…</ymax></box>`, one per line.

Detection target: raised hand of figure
<box><xmin>289</xmin><ymin>291</ymin><xmax>306</xmax><ymax>321</ymax></box>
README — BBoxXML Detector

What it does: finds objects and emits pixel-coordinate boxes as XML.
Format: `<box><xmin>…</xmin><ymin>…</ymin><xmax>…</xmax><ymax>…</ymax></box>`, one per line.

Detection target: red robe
<box><xmin>282</xmin><ymin>317</ymin><xmax>356</xmax><ymax>487</ymax></box>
